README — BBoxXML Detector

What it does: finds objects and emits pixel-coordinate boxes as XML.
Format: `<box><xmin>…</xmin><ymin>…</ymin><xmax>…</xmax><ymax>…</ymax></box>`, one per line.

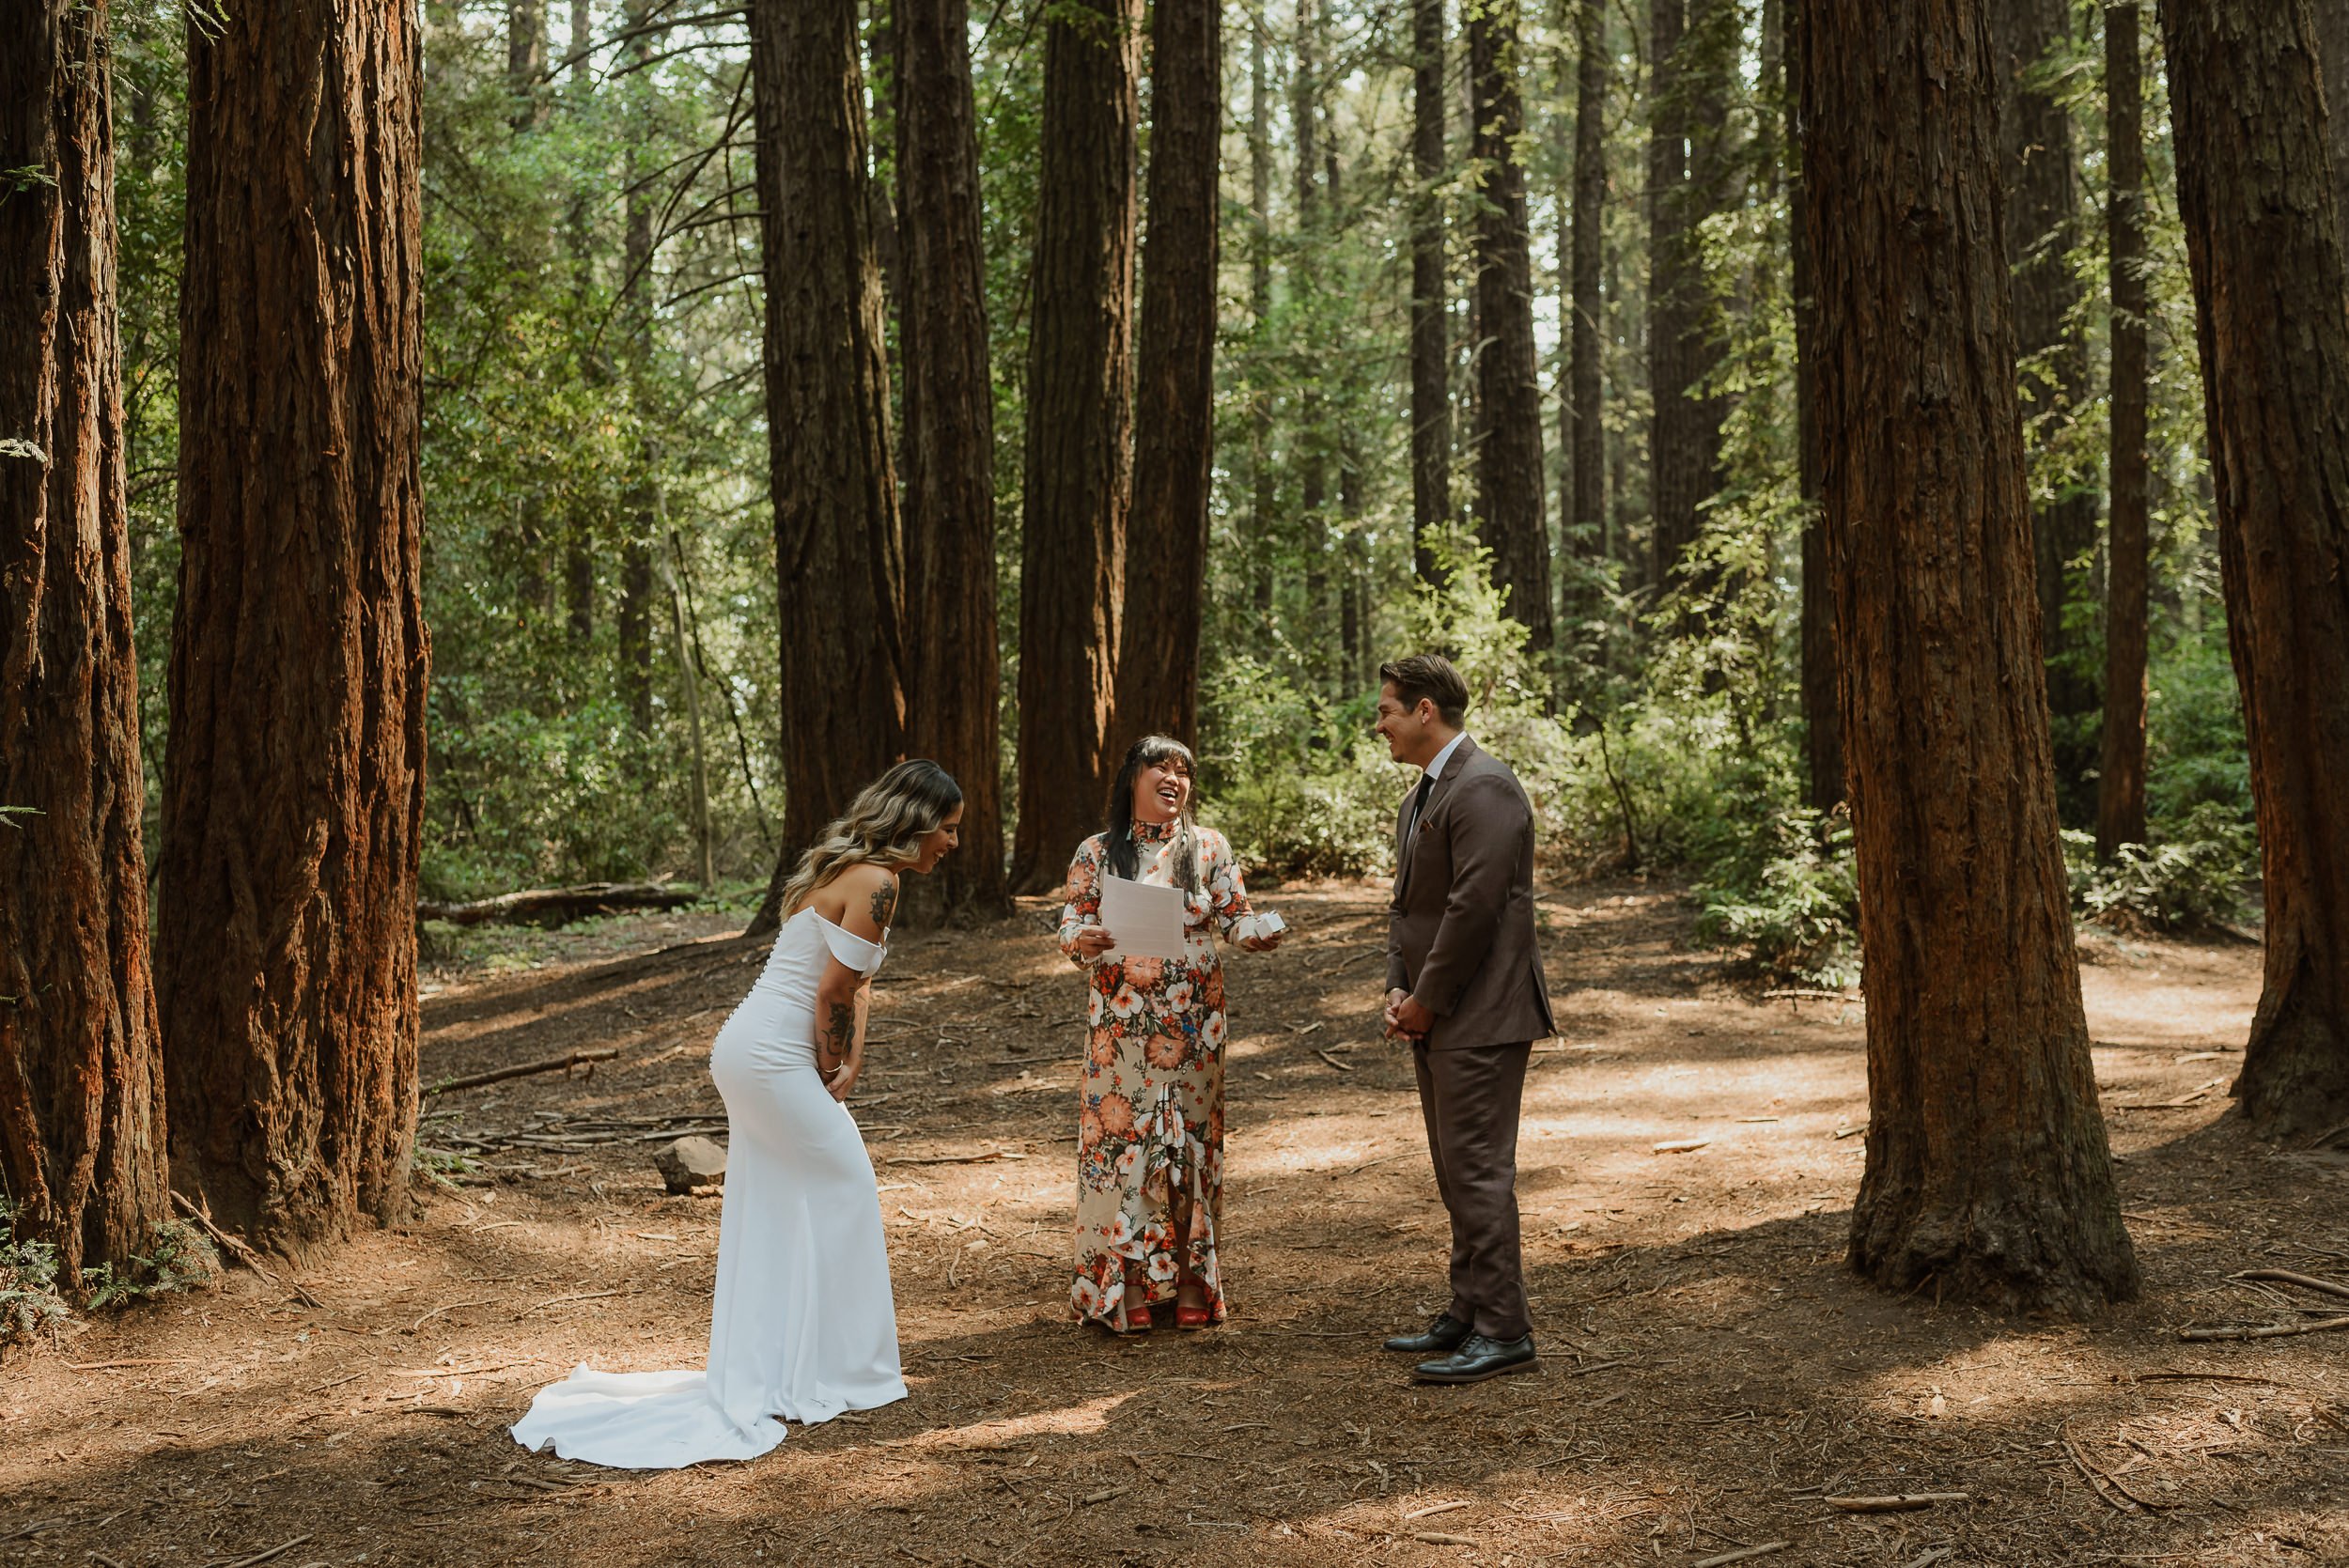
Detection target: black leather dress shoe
<box><xmin>1382</xmin><ymin>1312</ymin><xmax>1471</xmax><ymax>1355</ymax></box>
<box><xmin>1413</xmin><ymin>1333</ymin><xmax>1538</xmax><ymax>1384</ymax></box>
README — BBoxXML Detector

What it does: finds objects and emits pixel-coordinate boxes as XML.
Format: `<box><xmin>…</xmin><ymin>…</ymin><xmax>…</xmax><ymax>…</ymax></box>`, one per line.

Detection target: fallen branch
<box><xmin>1410</xmin><ymin>1532</ymin><xmax>1475</xmax><ymax>1547</ymax></box>
<box><xmin>1690</xmin><ymin>1545</ymin><xmax>1788</xmax><ymax>1568</ymax></box>
<box><xmin>1823</xmin><ymin>1493</ymin><xmax>1968</xmax><ymax>1513</ymax></box>
<box><xmin>2231</xmin><ymin>1267</ymin><xmax>2349</xmax><ymax>1303</ymax></box>
<box><xmin>418</xmin><ymin>880</ymin><xmax>696</xmax><ymax>927</ymax></box>
<box><xmin>170</xmin><ymin>1190</ymin><xmax>274</xmax><ymax>1283</ymax></box>
<box><xmin>1903</xmin><ymin>1550</ymin><xmax>1957</xmax><ymax>1568</ymax></box>
<box><xmin>425</xmin><ymin>1048</ymin><xmax>618</xmax><ymax>1095</ymax></box>
<box><xmin>210</xmin><ymin>1534</ymin><xmax>314</xmax><ymax>1568</ymax></box>
<box><xmin>1761</xmin><ymin>989</ymin><xmax>1855</xmax><ymax>1001</ymax></box>
<box><xmin>884</xmin><ymin>1149</ymin><xmax>1025</xmax><ymax>1166</ymax></box>
<box><xmin>1315</xmin><ymin>1048</ymin><xmax>1355</xmax><ymax>1074</ymax></box>
<box><xmin>2177</xmin><ymin>1313</ymin><xmax>2349</xmax><ymax>1343</ymax></box>
<box><xmin>2061</xmin><ymin>1429</ymin><xmax>2162</xmax><ymax>1512</ymax></box>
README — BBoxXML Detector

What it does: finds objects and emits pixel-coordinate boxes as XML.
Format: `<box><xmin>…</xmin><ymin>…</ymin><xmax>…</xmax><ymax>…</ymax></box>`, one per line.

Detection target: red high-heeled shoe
<box><xmin>1174</xmin><ymin>1300</ymin><xmax>1216</xmax><ymax>1330</ymax></box>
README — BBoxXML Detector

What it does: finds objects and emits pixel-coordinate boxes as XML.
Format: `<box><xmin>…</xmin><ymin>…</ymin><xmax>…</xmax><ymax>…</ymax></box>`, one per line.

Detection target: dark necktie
<box><xmin>1408</xmin><ymin>772</ymin><xmax>1434</xmax><ymax>842</ymax></box>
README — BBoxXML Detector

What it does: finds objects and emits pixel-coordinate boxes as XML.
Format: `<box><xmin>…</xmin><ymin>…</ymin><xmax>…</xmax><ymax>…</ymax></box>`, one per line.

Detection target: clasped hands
<box><xmin>1070</xmin><ymin>924</ymin><xmax>1285</xmax><ymax>957</ymax></box>
<box><xmin>1383</xmin><ymin>986</ymin><xmax>1433</xmax><ymax>1043</ymax></box>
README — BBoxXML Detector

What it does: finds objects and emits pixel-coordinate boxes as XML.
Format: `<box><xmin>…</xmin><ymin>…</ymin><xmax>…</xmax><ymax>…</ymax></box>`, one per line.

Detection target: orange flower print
<box><xmin>1098</xmin><ymin>1092</ymin><xmax>1136</xmax><ymax>1139</ymax></box>
<box><xmin>1143</xmin><ymin>1030</ymin><xmax>1187</xmax><ymax>1071</ymax></box>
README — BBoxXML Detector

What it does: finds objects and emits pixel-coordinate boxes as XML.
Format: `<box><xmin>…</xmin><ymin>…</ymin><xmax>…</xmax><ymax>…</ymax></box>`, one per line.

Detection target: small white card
<box><xmin>1097</xmin><ymin>875</ymin><xmax>1190</xmax><ymax>960</ymax></box>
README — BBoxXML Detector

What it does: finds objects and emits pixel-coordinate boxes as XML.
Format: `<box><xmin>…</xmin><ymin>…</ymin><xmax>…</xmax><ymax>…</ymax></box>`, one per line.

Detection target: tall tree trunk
<box><xmin>510</xmin><ymin>0</ymin><xmax>552</xmax><ymax>617</ymax></box>
<box><xmin>1996</xmin><ymin>0</ymin><xmax>2099</xmax><ymax>814</ymax></box>
<box><xmin>1791</xmin><ymin>0</ymin><xmax>1839</xmax><ymax>811</ymax></box>
<box><xmin>1566</xmin><ymin>0</ymin><xmax>1608</xmax><ymax>639</ymax></box>
<box><xmin>0</xmin><ymin>0</ymin><xmax>173</xmax><ymax>1288</ymax></box>
<box><xmin>1650</xmin><ymin>0</ymin><xmax>1734</xmax><ymax>602</ymax></box>
<box><xmin>1009</xmin><ymin>0</ymin><xmax>1140</xmax><ymax>893</ymax></box>
<box><xmin>748</xmin><ymin>0</ymin><xmax>909</xmax><ymax>934</ymax></box>
<box><xmin>658</xmin><ymin>528</ymin><xmax>715</xmax><ymax>888</ymax></box>
<box><xmin>897</xmin><ymin>0</ymin><xmax>1012</xmax><ymax>922</ymax></box>
<box><xmin>2098</xmin><ymin>0</ymin><xmax>2149</xmax><ymax>859</ymax></box>
<box><xmin>615</xmin><ymin>1</ymin><xmax>658</xmax><ymax>736</ymax></box>
<box><xmin>1469</xmin><ymin>0</ymin><xmax>1555</xmax><ymax>657</ymax></box>
<box><xmin>1799</xmin><ymin>0</ymin><xmax>2138</xmax><ymax>1312</ymax></box>
<box><xmin>1409</xmin><ymin>0</ymin><xmax>1451</xmax><ymax>583</ymax></box>
<box><xmin>1122</xmin><ymin>0</ymin><xmax>1220</xmax><ymax>743</ymax></box>
<box><xmin>163</xmin><ymin>0</ymin><xmax>429</xmax><ymax>1249</ymax></box>
<box><xmin>562</xmin><ymin>0</ymin><xmax>595</xmax><ymax>646</ymax></box>
<box><xmin>1647</xmin><ymin>0</ymin><xmax>1689</xmax><ymax>594</ymax></box>
<box><xmin>2157</xmin><ymin>0</ymin><xmax>2349</xmax><ymax>1137</ymax></box>
<box><xmin>1248</xmin><ymin>12</ymin><xmax>1278</xmax><ymax>615</ymax></box>
<box><xmin>1296</xmin><ymin>0</ymin><xmax>1332</xmax><ymax>676</ymax></box>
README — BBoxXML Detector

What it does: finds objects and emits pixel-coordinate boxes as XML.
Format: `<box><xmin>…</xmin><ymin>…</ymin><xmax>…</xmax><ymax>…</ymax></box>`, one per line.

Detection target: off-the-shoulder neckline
<box><xmin>805</xmin><ymin>906</ymin><xmax>888</xmax><ymax>948</ymax></box>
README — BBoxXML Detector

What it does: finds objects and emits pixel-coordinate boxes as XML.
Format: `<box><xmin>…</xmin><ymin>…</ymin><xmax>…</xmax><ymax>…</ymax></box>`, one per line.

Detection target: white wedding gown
<box><xmin>509</xmin><ymin>908</ymin><xmax>908</xmax><ymax>1467</ymax></box>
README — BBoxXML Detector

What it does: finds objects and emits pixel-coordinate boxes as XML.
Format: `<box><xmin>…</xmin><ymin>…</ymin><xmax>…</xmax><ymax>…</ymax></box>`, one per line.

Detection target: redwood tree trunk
<box><xmin>1996</xmin><ymin>0</ymin><xmax>2099</xmax><ymax>813</ymax></box>
<box><xmin>2158</xmin><ymin>0</ymin><xmax>2349</xmax><ymax>1136</ymax></box>
<box><xmin>1121</xmin><ymin>0</ymin><xmax>1220</xmax><ymax>743</ymax></box>
<box><xmin>163</xmin><ymin>0</ymin><xmax>429</xmax><ymax>1248</ymax></box>
<box><xmin>896</xmin><ymin>0</ymin><xmax>1010</xmax><ymax>921</ymax></box>
<box><xmin>1800</xmin><ymin>0</ymin><xmax>2138</xmax><ymax>1312</ymax></box>
<box><xmin>0</xmin><ymin>0</ymin><xmax>173</xmax><ymax>1287</ymax></box>
<box><xmin>1469</xmin><ymin>0</ymin><xmax>1554</xmax><ymax>657</ymax></box>
<box><xmin>2098</xmin><ymin>0</ymin><xmax>2150</xmax><ymax>859</ymax></box>
<box><xmin>1409</xmin><ymin>0</ymin><xmax>1451</xmax><ymax>583</ymax></box>
<box><xmin>1009</xmin><ymin>0</ymin><xmax>1140</xmax><ymax>893</ymax></box>
<box><xmin>1296</xmin><ymin>0</ymin><xmax>1332</xmax><ymax>677</ymax></box>
<box><xmin>1792</xmin><ymin>0</ymin><xmax>1840</xmax><ymax>811</ymax></box>
<box><xmin>748</xmin><ymin>0</ymin><xmax>910</xmax><ymax>934</ymax></box>
<box><xmin>1566</xmin><ymin>0</ymin><xmax>1608</xmax><ymax>621</ymax></box>
<box><xmin>2318</xmin><ymin>1</ymin><xmax>2349</xmax><ymax>244</ymax></box>
<box><xmin>1647</xmin><ymin>0</ymin><xmax>1689</xmax><ymax>592</ymax></box>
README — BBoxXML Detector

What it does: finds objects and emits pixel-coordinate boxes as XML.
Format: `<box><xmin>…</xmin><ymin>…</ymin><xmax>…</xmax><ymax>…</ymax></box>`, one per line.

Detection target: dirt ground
<box><xmin>6</xmin><ymin>878</ymin><xmax>2346</xmax><ymax>1568</ymax></box>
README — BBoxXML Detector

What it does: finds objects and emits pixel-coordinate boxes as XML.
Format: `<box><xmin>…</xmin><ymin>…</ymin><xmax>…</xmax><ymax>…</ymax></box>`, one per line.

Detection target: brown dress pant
<box><xmin>1410</xmin><ymin>1038</ymin><xmax>1533</xmax><ymax>1341</ymax></box>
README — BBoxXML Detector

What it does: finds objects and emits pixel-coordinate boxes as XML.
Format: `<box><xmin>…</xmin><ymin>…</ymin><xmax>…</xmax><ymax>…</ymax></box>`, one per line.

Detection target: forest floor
<box><xmin>6</xmin><ymin>879</ymin><xmax>2347</xmax><ymax>1568</ymax></box>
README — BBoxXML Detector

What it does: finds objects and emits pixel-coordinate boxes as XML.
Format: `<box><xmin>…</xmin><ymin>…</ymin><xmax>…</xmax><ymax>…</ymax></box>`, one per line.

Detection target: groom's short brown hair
<box><xmin>1378</xmin><ymin>654</ymin><xmax>1469</xmax><ymax>726</ymax></box>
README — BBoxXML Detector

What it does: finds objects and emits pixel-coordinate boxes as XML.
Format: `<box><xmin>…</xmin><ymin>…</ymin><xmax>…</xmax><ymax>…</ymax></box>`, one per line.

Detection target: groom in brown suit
<box><xmin>1374</xmin><ymin>654</ymin><xmax>1554</xmax><ymax>1383</ymax></box>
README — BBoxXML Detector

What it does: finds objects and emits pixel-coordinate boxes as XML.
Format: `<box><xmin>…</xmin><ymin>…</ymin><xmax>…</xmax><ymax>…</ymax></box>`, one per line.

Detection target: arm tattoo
<box><xmin>821</xmin><ymin>999</ymin><xmax>857</xmax><ymax>1069</ymax></box>
<box><xmin>868</xmin><ymin>877</ymin><xmax>897</xmax><ymax>930</ymax></box>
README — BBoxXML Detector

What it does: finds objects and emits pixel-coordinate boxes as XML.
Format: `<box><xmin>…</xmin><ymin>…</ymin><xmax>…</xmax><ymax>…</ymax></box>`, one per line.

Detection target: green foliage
<box><xmin>1693</xmin><ymin>809</ymin><xmax>1860</xmax><ymax>990</ymax></box>
<box><xmin>0</xmin><ymin>1203</ymin><xmax>216</xmax><ymax>1352</ymax></box>
<box><xmin>0</xmin><ymin>1205</ymin><xmax>67</xmax><ymax>1351</ymax></box>
<box><xmin>2064</xmin><ymin>801</ymin><xmax>2257</xmax><ymax>934</ymax></box>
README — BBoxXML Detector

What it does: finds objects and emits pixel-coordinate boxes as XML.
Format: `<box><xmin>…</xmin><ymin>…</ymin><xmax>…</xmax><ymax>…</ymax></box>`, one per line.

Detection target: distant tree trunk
<box><xmin>1800</xmin><ymin>0</ymin><xmax>2138</xmax><ymax>1311</ymax></box>
<box><xmin>1469</xmin><ymin>0</ymin><xmax>1555</xmax><ymax>657</ymax></box>
<box><xmin>1249</xmin><ymin>13</ymin><xmax>1278</xmax><ymax>615</ymax></box>
<box><xmin>2158</xmin><ymin>0</ymin><xmax>2349</xmax><ymax>1137</ymax></box>
<box><xmin>658</xmin><ymin>529</ymin><xmax>715</xmax><ymax>888</ymax></box>
<box><xmin>1296</xmin><ymin>0</ymin><xmax>1334</xmax><ymax>680</ymax></box>
<box><xmin>896</xmin><ymin>0</ymin><xmax>1012</xmax><ymax>922</ymax></box>
<box><xmin>1009</xmin><ymin>0</ymin><xmax>1140</xmax><ymax>893</ymax></box>
<box><xmin>1791</xmin><ymin>0</ymin><xmax>1839</xmax><ymax>812</ymax></box>
<box><xmin>509</xmin><ymin>0</ymin><xmax>554</xmax><ymax>618</ymax></box>
<box><xmin>2098</xmin><ymin>0</ymin><xmax>2149</xmax><ymax>859</ymax></box>
<box><xmin>1995</xmin><ymin>0</ymin><xmax>2099</xmax><ymax>813</ymax></box>
<box><xmin>866</xmin><ymin>0</ymin><xmax>902</xmax><ymax>415</ymax></box>
<box><xmin>748</xmin><ymin>0</ymin><xmax>909</xmax><ymax>934</ymax></box>
<box><xmin>164</xmin><ymin>0</ymin><xmax>429</xmax><ymax>1249</ymax></box>
<box><xmin>1409</xmin><ymin>0</ymin><xmax>1451</xmax><ymax>583</ymax></box>
<box><xmin>1122</xmin><ymin>0</ymin><xmax>1220</xmax><ymax>743</ymax></box>
<box><xmin>615</xmin><ymin>0</ymin><xmax>658</xmax><ymax>736</ymax></box>
<box><xmin>562</xmin><ymin>0</ymin><xmax>594</xmax><ymax>645</ymax></box>
<box><xmin>1646</xmin><ymin>0</ymin><xmax>1689</xmax><ymax>593</ymax></box>
<box><xmin>0</xmin><ymin>0</ymin><xmax>173</xmax><ymax>1289</ymax></box>
<box><xmin>1566</xmin><ymin>0</ymin><xmax>1608</xmax><ymax>637</ymax></box>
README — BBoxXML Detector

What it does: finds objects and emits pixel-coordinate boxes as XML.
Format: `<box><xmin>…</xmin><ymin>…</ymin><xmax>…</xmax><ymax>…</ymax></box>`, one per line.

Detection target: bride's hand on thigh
<box><xmin>826</xmin><ymin>1046</ymin><xmax>864</xmax><ymax>1102</ymax></box>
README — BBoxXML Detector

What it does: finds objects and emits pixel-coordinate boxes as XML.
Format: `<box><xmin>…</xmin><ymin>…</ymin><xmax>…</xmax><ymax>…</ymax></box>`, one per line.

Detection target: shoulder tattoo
<box><xmin>868</xmin><ymin>876</ymin><xmax>897</xmax><ymax>930</ymax></box>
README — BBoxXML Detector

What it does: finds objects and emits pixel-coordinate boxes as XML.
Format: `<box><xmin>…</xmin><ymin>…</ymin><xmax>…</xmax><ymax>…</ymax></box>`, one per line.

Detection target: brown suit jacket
<box><xmin>1386</xmin><ymin>737</ymin><xmax>1556</xmax><ymax>1050</ymax></box>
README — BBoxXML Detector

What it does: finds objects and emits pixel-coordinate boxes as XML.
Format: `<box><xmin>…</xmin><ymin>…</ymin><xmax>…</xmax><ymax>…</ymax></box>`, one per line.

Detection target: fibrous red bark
<box><xmin>163</xmin><ymin>0</ymin><xmax>429</xmax><ymax>1249</ymax></box>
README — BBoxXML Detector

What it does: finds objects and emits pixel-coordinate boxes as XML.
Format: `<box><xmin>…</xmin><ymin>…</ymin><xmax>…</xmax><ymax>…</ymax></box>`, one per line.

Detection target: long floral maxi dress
<box><xmin>1059</xmin><ymin>820</ymin><xmax>1255</xmax><ymax>1330</ymax></box>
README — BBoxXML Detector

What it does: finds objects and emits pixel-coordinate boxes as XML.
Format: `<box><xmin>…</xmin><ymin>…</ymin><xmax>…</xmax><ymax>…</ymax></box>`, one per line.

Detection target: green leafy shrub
<box><xmin>1694</xmin><ymin>808</ymin><xmax>1860</xmax><ymax>989</ymax></box>
<box><xmin>0</xmin><ymin>1204</ymin><xmax>68</xmax><ymax>1350</ymax></box>
<box><xmin>1</xmin><ymin>1201</ymin><xmax>219</xmax><ymax>1352</ymax></box>
<box><xmin>2064</xmin><ymin>801</ymin><xmax>2257</xmax><ymax>933</ymax></box>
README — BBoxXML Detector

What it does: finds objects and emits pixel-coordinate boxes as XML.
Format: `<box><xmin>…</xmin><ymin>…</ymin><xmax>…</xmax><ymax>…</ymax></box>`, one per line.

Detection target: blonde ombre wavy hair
<box><xmin>778</xmin><ymin>760</ymin><xmax>964</xmax><ymax>916</ymax></box>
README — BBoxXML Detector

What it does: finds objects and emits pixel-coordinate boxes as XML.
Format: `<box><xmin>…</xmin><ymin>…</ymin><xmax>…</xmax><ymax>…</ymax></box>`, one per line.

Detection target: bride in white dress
<box><xmin>511</xmin><ymin>760</ymin><xmax>963</xmax><ymax>1468</ymax></box>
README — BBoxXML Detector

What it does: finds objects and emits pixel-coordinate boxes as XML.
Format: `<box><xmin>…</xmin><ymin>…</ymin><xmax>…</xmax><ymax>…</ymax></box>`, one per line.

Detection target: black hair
<box><xmin>1103</xmin><ymin>735</ymin><xmax>1201</xmax><ymax>891</ymax></box>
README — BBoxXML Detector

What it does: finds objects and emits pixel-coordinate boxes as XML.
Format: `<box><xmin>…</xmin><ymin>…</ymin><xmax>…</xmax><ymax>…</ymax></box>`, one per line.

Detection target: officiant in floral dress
<box><xmin>1057</xmin><ymin>736</ymin><xmax>1282</xmax><ymax>1333</ymax></box>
